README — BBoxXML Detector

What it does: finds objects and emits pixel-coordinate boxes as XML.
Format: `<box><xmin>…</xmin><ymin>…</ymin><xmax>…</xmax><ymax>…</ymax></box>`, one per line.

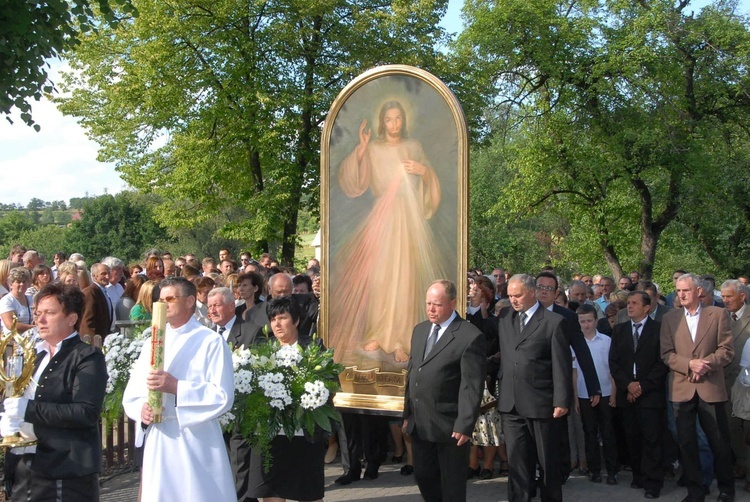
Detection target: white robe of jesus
<box><xmin>123</xmin><ymin>316</ymin><xmax>236</xmax><ymax>501</ymax></box>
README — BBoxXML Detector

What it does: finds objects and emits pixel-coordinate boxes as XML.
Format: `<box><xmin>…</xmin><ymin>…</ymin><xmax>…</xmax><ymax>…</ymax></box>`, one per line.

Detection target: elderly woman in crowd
<box><xmin>1</xmin><ymin>283</ymin><xmax>107</xmax><ymax>500</ymax></box>
<box><xmin>0</xmin><ymin>267</ymin><xmax>34</xmax><ymax>334</ymax></box>
<box><xmin>247</xmin><ymin>297</ymin><xmax>327</xmax><ymax>502</ymax></box>
<box><xmin>129</xmin><ymin>280</ymin><xmax>158</xmax><ymax>322</ymax></box>
<box><xmin>116</xmin><ymin>275</ymin><xmax>146</xmax><ymax>321</ymax></box>
<box><xmin>25</xmin><ymin>264</ymin><xmax>53</xmax><ymax>299</ymax></box>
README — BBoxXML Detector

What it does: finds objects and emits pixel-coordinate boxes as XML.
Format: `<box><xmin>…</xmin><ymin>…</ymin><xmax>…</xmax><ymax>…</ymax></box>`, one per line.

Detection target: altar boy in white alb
<box><xmin>123</xmin><ymin>277</ymin><xmax>236</xmax><ymax>502</ymax></box>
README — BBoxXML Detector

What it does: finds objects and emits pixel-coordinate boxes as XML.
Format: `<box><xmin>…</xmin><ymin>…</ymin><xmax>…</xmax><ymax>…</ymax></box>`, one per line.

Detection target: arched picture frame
<box><xmin>320</xmin><ymin>65</ymin><xmax>469</xmax><ymax>413</ymax></box>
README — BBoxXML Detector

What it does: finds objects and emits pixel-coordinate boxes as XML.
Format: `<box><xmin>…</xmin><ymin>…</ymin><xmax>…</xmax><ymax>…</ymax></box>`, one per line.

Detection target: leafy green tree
<box><xmin>469</xmin><ymin>113</ymin><xmax>564</xmax><ymax>275</ymax></box>
<box><xmin>0</xmin><ymin>0</ymin><xmax>137</xmax><ymax>129</ymax></box>
<box><xmin>65</xmin><ymin>192</ymin><xmax>170</xmax><ymax>263</ymax></box>
<box><xmin>15</xmin><ymin>225</ymin><xmax>71</xmax><ymax>262</ymax></box>
<box><xmin>58</xmin><ymin>0</ymin><xmax>448</xmax><ymax>265</ymax></box>
<box><xmin>456</xmin><ymin>0</ymin><xmax>750</xmax><ymax>280</ymax></box>
<box><xmin>0</xmin><ymin>211</ymin><xmax>35</xmax><ymax>248</ymax></box>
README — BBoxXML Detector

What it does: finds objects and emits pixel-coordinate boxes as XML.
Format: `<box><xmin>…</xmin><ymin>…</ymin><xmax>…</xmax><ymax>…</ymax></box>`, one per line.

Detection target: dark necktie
<box><xmin>519</xmin><ymin>312</ymin><xmax>527</xmax><ymax>333</ymax></box>
<box><xmin>424</xmin><ymin>324</ymin><xmax>440</xmax><ymax>360</ymax></box>
<box><xmin>218</xmin><ymin>325</ymin><xmax>226</xmax><ymax>338</ymax></box>
<box><xmin>732</xmin><ymin>313</ymin><xmax>739</xmax><ymax>322</ymax></box>
<box><xmin>633</xmin><ymin>323</ymin><xmax>642</xmax><ymax>350</ymax></box>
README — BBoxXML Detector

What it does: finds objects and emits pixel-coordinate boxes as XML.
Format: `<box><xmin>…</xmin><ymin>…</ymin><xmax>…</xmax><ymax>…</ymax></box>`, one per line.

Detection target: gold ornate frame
<box><xmin>320</xmin><ymin>65</ymin><xmax>469</xmax><ymax>414</ymax></box>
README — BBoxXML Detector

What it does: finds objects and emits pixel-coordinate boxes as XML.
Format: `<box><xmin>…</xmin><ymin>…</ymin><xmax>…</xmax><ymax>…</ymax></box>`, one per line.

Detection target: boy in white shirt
<box><xmin>573</xmin><ymin>303</ymin><xmax>619</xmax><ymax>485</ymax></box>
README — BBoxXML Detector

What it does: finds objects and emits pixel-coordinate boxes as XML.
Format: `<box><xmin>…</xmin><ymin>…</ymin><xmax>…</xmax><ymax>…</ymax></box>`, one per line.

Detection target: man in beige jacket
<box><xmin>661</xmin><ymin>273</ymin><xmax>734</xmax><ymax>502</ymax></box>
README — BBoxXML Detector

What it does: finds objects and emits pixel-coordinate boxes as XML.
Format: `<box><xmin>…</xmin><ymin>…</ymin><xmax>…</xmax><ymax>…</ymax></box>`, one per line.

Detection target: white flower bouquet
<box><xmin>223</xmin><ymin>339</ymin><xmax>343</xmax><ymax>468</ymax></box>
<box><xmin>102</xmin><ymin>331</ymin><xmax>145</xmax><ymax>424</ymax></box>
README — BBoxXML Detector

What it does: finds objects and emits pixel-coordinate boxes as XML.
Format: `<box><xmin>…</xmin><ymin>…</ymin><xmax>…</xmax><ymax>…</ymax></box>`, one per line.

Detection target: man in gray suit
<box><xmin>721</xmin><ymin>279</ymin><xmax>750</xmax><ymax>486</ymax></box>
<box><xmin>403</xmin><ymin>280</ymin><xmax>485</xmax><ymax>502</ymax></box>
<box><xmin>497</xmin><ymin>274</ymin><xmax>571</xmax><ymax>502</ymax></box>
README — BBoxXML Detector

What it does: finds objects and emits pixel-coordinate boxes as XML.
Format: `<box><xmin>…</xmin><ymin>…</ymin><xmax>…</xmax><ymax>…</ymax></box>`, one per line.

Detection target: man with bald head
<box><xmin>245</xmin><ymin>273</ymin><xmax>318</xmax><ymax>346</ymax></box>
<box><xmin>496</xmin><ymin>274</ymin><xmax>571</xmax><ymax>502</ymax></box>
<box><xmin>268</xmin><ymin>273</ymin><xmax>293</xmax><ymax>299</ymax></box>
<box><xmin>404</xmin><ymin>280</ymin><xmax>485</xmax><ymax>502</ymax></box>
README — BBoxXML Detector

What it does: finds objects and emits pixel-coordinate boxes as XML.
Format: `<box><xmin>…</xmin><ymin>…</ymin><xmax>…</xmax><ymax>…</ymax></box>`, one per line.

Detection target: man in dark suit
<box><xmin>403</xmin><ymin>280</ymin><xmax>485</xmax><ymax>502</ymax></box>
<box><xmin>497</xmin><ymin>274</ymin><xmax>571</xmax><ymax>502</ymax></box>
<box><xmin>610</xmin><ymin>290</ymin><xmax>668</xmax><ymax>498</ymax></box>
<box><xmin>206</xmin><ymin>287</ymin><xmax>262</xmax><ymax>502</ymax></box>
<box><xmin>661</xmin><ymin>273</ymin><xmax>735</xmax><ymax>502</ymax></box>
<box><xmin>80</xmin><ymin>262</ymin><xmax>113</xmax><ymax>338</ymax></box>
<box><xmin>535</xmin><ymin>271</ymin><xmax>601</xmax><ymax>481</ymax></box>
<box><xmin>208</xmin><ymin>287</ymin><xmax>266</xmax><ymax>350</ymax></box>
<box><xmin>2</xmin><ymin>284</ymin><xmax>107</xmax><ymax>500</ymax></box>
<box><xmin>720</xmin><ymin>279</ymin><xmax>750</xmax><ymax>484</ymax></box>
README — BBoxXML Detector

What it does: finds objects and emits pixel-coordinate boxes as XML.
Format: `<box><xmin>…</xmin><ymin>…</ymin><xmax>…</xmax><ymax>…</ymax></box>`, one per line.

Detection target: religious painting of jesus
<box><xmin>321</xmin><ymin>65</ymin><xmax>469</xmax><ymax>413</ymax></box>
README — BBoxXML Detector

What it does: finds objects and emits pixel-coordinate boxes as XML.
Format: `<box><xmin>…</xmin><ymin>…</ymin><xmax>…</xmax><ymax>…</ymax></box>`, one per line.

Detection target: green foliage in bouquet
<box><xmin>102</xmin><ymin>329</ymin><xmax>146</xmax><ymax>425</ymax></box>
<box><xmin>225</xmin><ymin>338</ymin><xmax>344</xmax><ymax>470</ymax></box>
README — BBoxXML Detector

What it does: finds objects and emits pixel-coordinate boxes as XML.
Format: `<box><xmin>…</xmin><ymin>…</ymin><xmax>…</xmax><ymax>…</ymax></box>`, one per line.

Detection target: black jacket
<box><xmin>609</xmin><ymin>318</ymin><xmax>667</xmax><ymax>408</ymax></box>
<box><xmin>25</xmin><ymin>335</ymin><xmax>108</xmax><ymax>478</ymax></box>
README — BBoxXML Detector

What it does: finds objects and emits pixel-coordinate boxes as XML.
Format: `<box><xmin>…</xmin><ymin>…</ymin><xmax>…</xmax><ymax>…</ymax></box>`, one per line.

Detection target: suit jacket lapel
<box><xmin>419</xmin><ymin>315</ymin><xmax>459</xmax><ymax>365</ymax></box>
<box><xmin>735</xmin><ymin>312</ymin><xmax>750</xmax><ymax>343</ymax></box>
<box><xmin>225</xmin><ymin>320</ymin><xmax>240</xmax><ymax>348</ymax></box>
<box><xmin>516</xmin><ymin>306</ymin><xmax>542</xmax><ymax>348</ymax></box>
<box><xmin>413</xmin><ymin>324</ymin><xmax>428</xmax><ymax>363</ymax></box>
<box><xmin>693</xmin><ymin>308</ymin><xmax>714</xmax><ymax>349</ymax></box>
<box><xmin>635</xmin><ymin>318</ymin><xmax>653</xmax><ymax>353</ymax></box>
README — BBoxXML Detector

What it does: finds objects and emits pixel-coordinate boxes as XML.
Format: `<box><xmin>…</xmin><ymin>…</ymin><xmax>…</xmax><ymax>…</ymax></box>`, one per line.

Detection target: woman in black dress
<box><xmin>248</xmin><ymin>297</ymin><xmax>326</xmax><ymax>502</ymax></box>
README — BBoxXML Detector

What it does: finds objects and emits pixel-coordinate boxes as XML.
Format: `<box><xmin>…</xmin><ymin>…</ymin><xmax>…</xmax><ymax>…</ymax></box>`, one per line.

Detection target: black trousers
<box><xmin>224</xmin><ymin>431</ymin><xmax>259</xmax><ymax>502</ymax></box>
<box><xmin>502</xmin><ymin>411</ymin><xmax>562</xmax><ymax>502</ymax></box>
<box><xmin>556</xmin><ymin>414</ymin><xmax>571</xmax><ymax>478</ymax></box>
<box><xmin>578</xmin><ymin>397</ymin><xmax>618</xmax><ymax>476</ymax></box>
<box><xmin>10</xmin><ymin>454</ymin><xmax>98</xmax><ymax>502</ymax></box>
<box><xmin>341</xmin><ymin>413</ymin><xmax>388</xmax><ymax>475</ymax></box>
<box><xmin>674</xmin><ymin>395</ymin><xmax>734</xmax><ymax>501</ymax></box>
<box><xmin>411</xmin><ymin>428</ymin><xmax>470</xmax><ymax>502</ymax></box>
<box><xmin>622</xmin><ymin>404</ymin><xmax>665</xmax><ymax>492</ymax></box>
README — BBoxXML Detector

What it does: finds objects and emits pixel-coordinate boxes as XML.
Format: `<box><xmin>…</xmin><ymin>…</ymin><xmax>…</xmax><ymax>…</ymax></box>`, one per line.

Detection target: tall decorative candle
<box><xmin>149</xmin><ymin>302</ymin><xmax>167</xmax><ymax>423</ymax></box>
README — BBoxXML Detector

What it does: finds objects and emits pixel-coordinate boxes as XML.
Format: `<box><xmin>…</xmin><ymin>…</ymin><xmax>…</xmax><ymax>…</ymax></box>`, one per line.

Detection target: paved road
<box><xmin>101</xmin><ymin>460</ymin><xmax>750</xmax><ymax>501</ymax></box>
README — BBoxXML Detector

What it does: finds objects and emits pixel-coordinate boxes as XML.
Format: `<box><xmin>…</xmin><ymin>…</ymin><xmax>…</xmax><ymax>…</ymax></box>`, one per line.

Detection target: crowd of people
<box><xmin>2</xmin><ymin>241</ymin><xmax>750</xmax><ymax>502</ymax></box>
<box><xmin>454</xmin><ymin>267</ymin><xmax>749</xmax><ymax>502</ymax></box>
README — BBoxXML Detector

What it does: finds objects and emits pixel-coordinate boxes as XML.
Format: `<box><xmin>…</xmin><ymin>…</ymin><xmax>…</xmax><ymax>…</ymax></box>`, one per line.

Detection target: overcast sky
<box><xmin>0</xmin><ymin>0</ymin><xmax>744</xmax><ymax>207</ymax></box>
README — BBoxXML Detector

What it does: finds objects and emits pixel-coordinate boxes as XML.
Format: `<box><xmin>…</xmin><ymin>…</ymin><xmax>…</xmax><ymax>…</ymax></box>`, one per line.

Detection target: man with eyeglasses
<box><xmin>536</xmin><ymin>271</ymin><xmax>602</xmax><ymax>484</ymax></box>
<box><xmin>123</xmin><ymin>277</ymin><xmax>235</xmax><ymax>502</ymax></box>
<box><xmin>239</xmin><ymin>252</ymin><xmax>252</xmax><ymax>271</ymax></box>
